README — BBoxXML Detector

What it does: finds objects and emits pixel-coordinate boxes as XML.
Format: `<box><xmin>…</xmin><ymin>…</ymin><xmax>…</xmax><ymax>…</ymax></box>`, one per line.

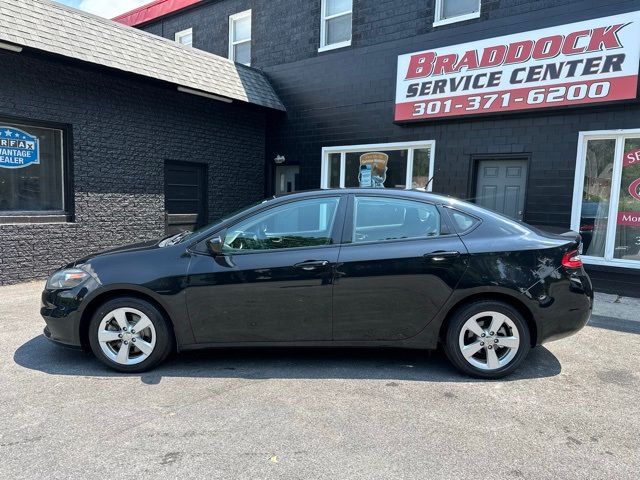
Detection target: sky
<box><xmin>54</xmin><ymin>0</ymin><xmax>151</xmax><ymax>18</ymax></box>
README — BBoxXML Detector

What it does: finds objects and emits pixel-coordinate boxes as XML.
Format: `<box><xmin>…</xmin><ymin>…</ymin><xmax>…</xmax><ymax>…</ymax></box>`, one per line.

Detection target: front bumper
<box><xmin>40</xmin><ymin>282</ymin><xmax>96</xmax><ymax>348</ymax></box>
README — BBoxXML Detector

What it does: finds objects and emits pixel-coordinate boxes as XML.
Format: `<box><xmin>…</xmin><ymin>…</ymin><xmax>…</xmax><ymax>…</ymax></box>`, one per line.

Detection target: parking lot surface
<box><xmin>1</xmin><ymin>281</ymin><xmax>639</xmax><ymax>479</ymax></box>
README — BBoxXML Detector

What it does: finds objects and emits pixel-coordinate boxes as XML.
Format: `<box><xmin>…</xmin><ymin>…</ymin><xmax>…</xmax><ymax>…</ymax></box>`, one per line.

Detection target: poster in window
<box><xmin>358</xmin><ymin>152</ymin><xmax>388</xmax><ymax>188</ymax></box>
<box><xmin>0</xmin><ymin>126</ymin><xmax>40</xmax><ymax>169</ymax></box>
<box><xmin>615</xmin><ymin>144</ymin><xmax>640</xmax><ymax>259</ymax></box>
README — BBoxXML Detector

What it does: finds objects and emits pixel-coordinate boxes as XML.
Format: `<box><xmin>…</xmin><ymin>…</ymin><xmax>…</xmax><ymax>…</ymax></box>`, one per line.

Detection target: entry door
<box><xmin>475</xmin><ymin>159</ymin><xmax>528</xmax><ymax>220</ymax></box>
<box><xmin>274</xmin><ymin>165</ymin><xmax>299</xmax><ymax>195</ymax></box>
<box><xmin>164</xmin><ymin>161</ymin><xmax>207</xmax><ymax>235</ymax></box>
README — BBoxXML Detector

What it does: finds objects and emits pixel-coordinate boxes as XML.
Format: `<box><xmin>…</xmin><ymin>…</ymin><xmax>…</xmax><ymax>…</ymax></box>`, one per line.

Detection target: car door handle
<box><xmin>424</xmin><ymin>251</ymin><xmax>460</xmax><ymax>261</ymax></box>
<box><xmin>294</xmin><ymin>260</ymin><xmax>330</xmax><ymax>271</ymax></box>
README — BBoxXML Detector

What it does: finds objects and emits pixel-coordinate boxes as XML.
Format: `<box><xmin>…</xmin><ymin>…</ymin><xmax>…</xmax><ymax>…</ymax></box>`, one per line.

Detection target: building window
<box><xmin>229</xmin><ymin>10</ymin><xmax>251</xmax><ymax>66</ymax></box>
<box><xmin>571</xmin><ymin>130</ymin><xmax>640</xmax><ymax>268</ymax></box>
<box><xmin>434</xmin><ymin>0</ymin><xmax>481</xmax><ymax>27</ymax></box>
<box><xmin>0</xmin><ymin>119</ymin><xmax>69</xmax><ymax>221</ymax></box>
<box><xmin>175</xmin><ymin>28</ymin><xmax>193</xmax><ymax>47</ymax></box>
<box><xmin>319</xmin><ymin>0</ymin><xmax>352</xmax><ymax>52</ymax></box>
<box><xmin>321</xmin><ymin>141</ymin><xmax>436</xmax><ymax>190</ymax></box>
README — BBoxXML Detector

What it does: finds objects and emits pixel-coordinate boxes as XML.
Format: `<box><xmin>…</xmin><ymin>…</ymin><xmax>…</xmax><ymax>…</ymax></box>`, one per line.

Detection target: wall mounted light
<box><xmin>0</xmin><ymin>42</ymin><xmax>23</xmax><ymax>53</ymax></box>
<box><xmin>274</xmin><ymin>155</ymin><xmax>286</xmax><ymax>164</ymax></box>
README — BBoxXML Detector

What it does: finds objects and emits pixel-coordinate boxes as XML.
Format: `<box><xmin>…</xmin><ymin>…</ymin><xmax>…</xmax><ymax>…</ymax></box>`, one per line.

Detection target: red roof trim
<box><xmin>113</xmin><ymin>0</ymin><xmax>202</xmax><ymax>27</ymax></box>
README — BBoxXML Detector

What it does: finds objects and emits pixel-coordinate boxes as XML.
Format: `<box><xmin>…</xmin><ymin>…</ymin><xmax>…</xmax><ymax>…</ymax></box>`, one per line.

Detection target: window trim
<box><xmin>174</xmin><ymin>28</ymin><xmax>193</xmax><ymax>46</ymax></box>
<box><xmin>433</xmin><ymin>0</ymin><xmax>481</xmax><ymax>28</ymax></box>
<box><xmin>0</xmin><ymin>115</ymin><xmax>73</xmax><ymax>224</ymax></box>
<box><xmin>571</xmin><ymin>129</ymin><xmax>640</xmax><ymax>270</ymax></box>
<box><xmin>229</xmin><ymin>9</ymin><xmax>252</xmax><ymax>66</ymax></box>
<box><xmin>319</xmin><ymin>0</ymin><xmax>352</xmax><ymax>52</ymax></box>
<box><xmin>320</xmin><ymin>140</ymin><xmax>436</xmax><ymax>191</ymax></box>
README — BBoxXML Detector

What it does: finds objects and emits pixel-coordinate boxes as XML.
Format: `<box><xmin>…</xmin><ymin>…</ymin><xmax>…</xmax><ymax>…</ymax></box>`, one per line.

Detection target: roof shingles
<box><xmin>0</xmin><ymin>0</ymin><xmax>285</xmax><ymax>111</ymax></box>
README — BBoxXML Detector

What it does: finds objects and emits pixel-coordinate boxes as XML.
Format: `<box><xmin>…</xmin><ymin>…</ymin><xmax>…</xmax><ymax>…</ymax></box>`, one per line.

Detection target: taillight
<box><xmin>562</xmin><ymin>249</ymin><xmax>583</xmax><ymax>269</ymax></box>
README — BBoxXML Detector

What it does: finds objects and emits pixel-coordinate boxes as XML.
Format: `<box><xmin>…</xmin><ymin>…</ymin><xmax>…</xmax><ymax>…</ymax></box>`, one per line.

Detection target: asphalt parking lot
<box><xmin>1</xmin><ymin>282</ymin><xmax>639</xmax><ymax>480</ymax></box>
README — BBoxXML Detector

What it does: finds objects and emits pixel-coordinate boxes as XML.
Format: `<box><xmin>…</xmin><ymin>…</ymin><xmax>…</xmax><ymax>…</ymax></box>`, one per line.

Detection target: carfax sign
<box><xmin>0</xmin><ymin>126</ymin><xmax>40</xmax><ymax>169</ymax></box>
<box><xmin>395</xmin><ymin>12</ymin><xmax>640</xmax><ymax>122</ymax></box>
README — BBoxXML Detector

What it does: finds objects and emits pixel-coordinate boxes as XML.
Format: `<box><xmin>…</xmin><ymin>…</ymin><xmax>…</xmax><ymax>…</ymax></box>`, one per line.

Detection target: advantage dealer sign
<box><xmin>395</xmin><ymin>12</ymin><xmax>640</xmax><ymax>122</ymax></box>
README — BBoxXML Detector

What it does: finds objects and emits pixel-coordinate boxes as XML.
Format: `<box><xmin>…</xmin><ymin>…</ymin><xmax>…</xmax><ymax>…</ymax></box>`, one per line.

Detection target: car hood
<box><xmin>64</xmin><ymin>239</ymin><xmax>161</xmax><ymax>268</ymax></box>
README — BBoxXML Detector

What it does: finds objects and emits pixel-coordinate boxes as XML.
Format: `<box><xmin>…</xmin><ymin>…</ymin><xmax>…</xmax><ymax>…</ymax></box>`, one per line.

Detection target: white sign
<box><xmin>395</xmin><ymin>12</ymin><xmax>640</xmax><ymax>121</ymax></box>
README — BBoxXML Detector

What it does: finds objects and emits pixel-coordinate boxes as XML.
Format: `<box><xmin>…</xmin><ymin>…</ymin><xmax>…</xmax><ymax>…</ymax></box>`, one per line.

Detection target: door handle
<box><xmin>294</xmin><ymin>260</ymin><xmax>330</xmax><ymax>271</ymax></box>
<box><xmin>424</xmin><ymin>251</ymin><xmax>460</xmax><ymax>261</ymax></box>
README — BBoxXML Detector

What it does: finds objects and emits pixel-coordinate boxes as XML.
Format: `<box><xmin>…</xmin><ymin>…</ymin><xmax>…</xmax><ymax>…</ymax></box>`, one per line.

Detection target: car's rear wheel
<box><xmin>88</xmin><ymin>297</ymin><xmax>173</xmax><ymax>373</ymax></box>
<box><xmin>444</xmin><ymin>301</ymin><xmax>530</xmax><ymax>379</ymax></box>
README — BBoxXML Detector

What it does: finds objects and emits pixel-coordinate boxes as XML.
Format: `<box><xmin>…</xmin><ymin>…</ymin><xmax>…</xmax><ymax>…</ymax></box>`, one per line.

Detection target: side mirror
<box><xmin>207</xmin><ymin>236</ymin><xmax>224</xmax><ymax>256</ymax></box>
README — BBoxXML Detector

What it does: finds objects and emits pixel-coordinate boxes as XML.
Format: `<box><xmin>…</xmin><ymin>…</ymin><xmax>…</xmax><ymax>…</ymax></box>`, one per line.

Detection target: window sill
<box><xmin>582</xmin><ymin>256</ymin><xmax>640</xmax><ymax>270</ymax></box>
<box><xmin>318</xmin><ymin>40</ymin><xmax>352</xmax><ymax>53</ymax></box>
<box><xmin>433</xmin><ymin>11</ymin><xmax>480</xmax><ymax>27</ymax></box>
<box><xmin>0</xmin><ymin>214</ymin><xmax>72</xmax><ymax>225</ymax></box>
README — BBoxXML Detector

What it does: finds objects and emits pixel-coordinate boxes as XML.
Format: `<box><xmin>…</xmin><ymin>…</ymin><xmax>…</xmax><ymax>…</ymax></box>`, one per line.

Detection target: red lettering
<box><xmin>504</xmin><ymin>40</ymin><xmax>533</xmax><ymax>64</ymax></box>
<box><xmin>587</xmin><ymin>24</ymin><xmax>625</xmax><ymax>52</ymax></box>
<box><xmin>454</xmin><ymin>50</ymin><xmax>479</xmax><ymax>71</ymax></box>
<box><xmin>405</xmin><ymin>52</ymin><xmax>436</xmax><ymax>79</ymax></box>
<box><xmin>562</xmin><ymin>30</ymin><xmax>590</xmax><ymax>55</ymax></box>
<box><xmin>433</xmin><ymin>53</ymin><xmax>458</xmax><ymax>75</ymax></box>
<box><xmin>479</xmin><ymin>45</ymin><xmax>506</xmax><ymax>67</ymax></box>
<box><xmin>532</xmin><ymin>35</ymin><xmax>563</xmax><ymax>59</ymax></box>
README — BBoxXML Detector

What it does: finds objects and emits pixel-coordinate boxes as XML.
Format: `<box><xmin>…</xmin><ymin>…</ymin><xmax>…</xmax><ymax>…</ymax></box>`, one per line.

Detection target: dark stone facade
<box><xmin>0</xmin><ymin>50</ymin><xmax>266</xmax><ymax>285</ymax></box>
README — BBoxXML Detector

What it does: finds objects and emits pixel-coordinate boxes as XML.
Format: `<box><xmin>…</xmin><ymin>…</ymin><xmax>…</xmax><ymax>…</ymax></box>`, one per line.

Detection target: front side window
<box><xmin>434</xmin><ymin>0</ymin><xmax>481</xmax><ymax>26</ymax></box>
<box><xmin>320</xmin><ymin>0</ymin><xmax>352</xmax><ymax>51</ymax></box>
<box><xmin>175</xmin><ymin>28</ymin><xmax>193</xmax><ymax>47</ymax></box>
<box><xmin>572</xmin><ymin>132</ymin><xmax>640</xmax><ymax>266</ymax></box>
<box><xmin>229</xmin><ymin>10</ymin><xmax>251</xmax><ymax>66</ymax></box>
<box><xmin>353</xmin><ymin>197</ymin><xmax>441</xmax><ymax>243</ymax></box>
<box><xmin>322</xmin><ymin>141</ymin><xmax>435</xmax><ymax>191</ymax></box>
<box><xmin>0</xmin><ymin>120</ymin><xmax>67</xmax><ymax>217</ymax></box>
<box><xmin>223</xmin><ymin>197</ymin><xmax>340</xmax><ymax>252</ymax></box>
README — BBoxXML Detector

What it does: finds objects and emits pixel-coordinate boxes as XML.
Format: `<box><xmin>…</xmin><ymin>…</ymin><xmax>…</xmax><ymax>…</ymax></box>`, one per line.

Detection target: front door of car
<box><xmin>332</xmin><ymin>195</ymin><xmax>469</xmax><ymax>341</ymax></box>
<box><xmin>186</xmin><ymin>195</ymin><xmax>346</xmax><ymax>343</ymax></box>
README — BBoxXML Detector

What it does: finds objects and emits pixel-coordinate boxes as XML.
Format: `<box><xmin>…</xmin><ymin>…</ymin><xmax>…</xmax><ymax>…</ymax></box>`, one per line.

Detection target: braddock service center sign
<box><xmin>0</xmin><ymin>126</ymin><xmax>40</xmax><ymax>168</ymax></box>
<box><xmin>395</xmin><ymin>12</ymin><xmax>640</xmax><ymax>122</ymax></box>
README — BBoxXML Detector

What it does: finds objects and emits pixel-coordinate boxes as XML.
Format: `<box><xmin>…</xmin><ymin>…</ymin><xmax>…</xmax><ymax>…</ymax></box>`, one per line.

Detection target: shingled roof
<box><xmin>0</xmin><ymin>0</ymin><xmax>285</xmax><ymax>111</ymax></box>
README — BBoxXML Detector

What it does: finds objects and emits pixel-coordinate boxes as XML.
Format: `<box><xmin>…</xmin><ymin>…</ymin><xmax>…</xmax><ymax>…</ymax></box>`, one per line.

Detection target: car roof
<box><xmin>274</xmin><ymin>188</ymin><xmax>459</xmax><ymax>204</ymax></box>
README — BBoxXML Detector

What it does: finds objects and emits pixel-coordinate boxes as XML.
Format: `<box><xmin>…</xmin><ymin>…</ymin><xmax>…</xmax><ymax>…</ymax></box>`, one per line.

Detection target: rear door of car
<box><xmin>332</xmin><ymin>194</ymin><xmax>469</xmax><ymax>341</ymax></box>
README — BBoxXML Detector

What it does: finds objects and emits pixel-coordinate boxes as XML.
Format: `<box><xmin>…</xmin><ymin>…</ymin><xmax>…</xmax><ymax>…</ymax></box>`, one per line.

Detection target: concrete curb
<box><xmin>593</xmin><ymin>292</ymin><xmax>640</xmax><ymax>323</ymax></box>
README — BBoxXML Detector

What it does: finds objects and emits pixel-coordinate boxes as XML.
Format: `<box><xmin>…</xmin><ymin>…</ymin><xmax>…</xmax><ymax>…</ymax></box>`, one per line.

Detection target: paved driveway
<box><xmin>0</xmin><ymin>281</ymin><xmax>639</xmax><ymax>479</ymax></box>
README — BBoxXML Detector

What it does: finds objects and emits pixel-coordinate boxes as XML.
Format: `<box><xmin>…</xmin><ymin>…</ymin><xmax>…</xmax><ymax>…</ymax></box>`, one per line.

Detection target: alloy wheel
<box><xmin>97</xmin><ymin>307</ymin><xmax>157</xmax><ymax>366</ymax></box>
<box><xmin>458</xmin><ymin>311</ymin><xmax>520</xmax><ymax>371</ymax></box>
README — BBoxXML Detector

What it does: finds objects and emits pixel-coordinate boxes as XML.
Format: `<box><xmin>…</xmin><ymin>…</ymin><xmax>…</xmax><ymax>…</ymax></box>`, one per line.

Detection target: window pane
<box><xmin>450</xmin><ymin>210</ymin><xmax>479</xmax><ymax>233</ymax></box>
<box><xmin>326</xmin><ymin>13</ymin><xmax>351</xmax><ymax>45</ymax></box>
<box><xmin>353</xmin><ymin>197</ymin><xmax>440</xmax><ymax>243</ymax></box>
<box><xmin>233</xmin><ymin>42</ymin><xmax>251</xmax><ymax>65</ymax></box>
<box><xmin>0</xmin><ymin>122</ymin><xmax>64</xmax><ymax>212</ymax></box>
<box><xmin>233</xmin><ymin>15</ymin><xmax>251</xmax><ymax>42</ymax></box>
<box><xmin>442</xmin><ymin>0</ymin><xmax>480</xmax><ymax>19</ymax></box>
<box><xmin>412</xmin><ymin>148</ymin><xmax>431</xmax><ymax>190</ymax></box>
<box><xmin>613</xmin><ymin>138</ymin><xmax>640</xmax><ymax>260</ymax></box>
<box><xmin>344</xmin><ymin>150</ymin><xmax>407</xmax><ymax>188</ymax></box>
<box><xmin>580</xmin><ymin>139</ymin><xmax>615</xmax><ymax>257</ymax></box>
<box><xmin>326</xmin><ymin>0</ymin><xmax>351</xmax><ymax>16</ymax></box>
<box><xmin>178</xmin><ymin>32</ymin><xmax>192</xmax><ymax>46</ymax></box>
<box><xmin>223</xmin><ymin>197</ymin><xmax>340</xmax><ymax>251</ymax></box>
<box><xmin>328</xmin><ymin>153</ymin><xmax>341</xmax><ymax>188</ymax></box>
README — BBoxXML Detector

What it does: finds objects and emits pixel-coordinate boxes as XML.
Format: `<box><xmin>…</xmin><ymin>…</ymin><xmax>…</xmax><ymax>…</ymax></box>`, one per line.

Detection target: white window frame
<box><xmin>319</xmin><ymin>0</ymin><xmax>352</xmax><ymax>52</ymax></box>
<box><xmin>229</xmin><ymin>10</ymin><xmax>252</xmax><ymax>66</ymax></box>
<box><xmin>320</xmin><ymin>140</ymin><xmax>436</xmax><ymax>190</ymax></box>
<box><xmin>175</xmin><ymin>28</ymin><xmax>193</xmax><ymax>47</ymax></box>
<box><xmin>571</xmin><ymin>128</ymin><xmax>640</xmax><ymax>270</ymax></box>
<box><xmin>433</xmin><ymin>0</ymin><xmax>481</xmax><ymax>28</ymax></box>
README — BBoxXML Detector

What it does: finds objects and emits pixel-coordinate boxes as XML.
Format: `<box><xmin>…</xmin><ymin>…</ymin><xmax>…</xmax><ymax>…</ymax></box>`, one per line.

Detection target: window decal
<box><xmin>0</xmin><ymin>126</ymin><xmax>40</xmax><ymax>169</ymax></box>
<box><xmin>358</xmin><ymin>153</ymin><xmax>388</xmax><ymax>188</ymax></box>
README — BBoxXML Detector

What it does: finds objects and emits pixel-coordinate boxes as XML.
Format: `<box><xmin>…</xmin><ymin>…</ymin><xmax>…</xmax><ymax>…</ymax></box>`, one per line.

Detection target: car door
<box><xmin>185</xmin><ymin>195</ymin><xmax>346</xmax><ymax>343</ymax></box>
<box><xmin>332</xmin><ymin>194</ymin><xmax>469</xmax><ymax>341</ymax></box>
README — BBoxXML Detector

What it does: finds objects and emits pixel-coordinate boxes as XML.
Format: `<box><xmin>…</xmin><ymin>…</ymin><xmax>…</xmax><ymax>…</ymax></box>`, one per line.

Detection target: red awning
<box><xmin>113</xmin><ymin>0</ymin><xmax>202</xmax><ymax>27</ymax></box>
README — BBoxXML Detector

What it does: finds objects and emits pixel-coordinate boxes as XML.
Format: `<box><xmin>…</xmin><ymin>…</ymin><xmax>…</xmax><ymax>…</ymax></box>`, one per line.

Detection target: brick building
<box><xmin>1</xmin><ymin>0</ymin><xmax>640</xmax><ymax>296</ymax></box>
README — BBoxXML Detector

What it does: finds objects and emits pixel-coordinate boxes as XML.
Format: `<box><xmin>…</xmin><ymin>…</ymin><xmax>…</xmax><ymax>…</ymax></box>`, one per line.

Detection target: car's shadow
<box><xmin>14</xmin><ymin>335</ymin><xmax>561</xmax><ymax>384</ymax></box>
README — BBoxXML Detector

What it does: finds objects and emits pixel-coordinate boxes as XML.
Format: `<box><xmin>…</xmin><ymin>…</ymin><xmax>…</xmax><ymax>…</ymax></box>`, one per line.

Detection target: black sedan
<box><xmin>41</xmin><ymin>189</ymin><xmax>592</xmax><ymax>378</ymax></box>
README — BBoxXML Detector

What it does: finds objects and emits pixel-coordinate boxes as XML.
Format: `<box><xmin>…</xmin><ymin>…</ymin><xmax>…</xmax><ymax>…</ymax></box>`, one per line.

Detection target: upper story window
<box><xmin>175</xmin><ymin>28</ymin><xmax>193</xmax><ymax>47</ymax></box>
<box><xmin>229</xmin><ymin>10</ymin><xmax>251</xmax><ymax>66</ymax></box>
<box><xmin>434</xmin><ymin>0</ymin><xmax>481</xmax><ymax>27</ymax></box>
<box><xmin>319</xmin><ymin>0</ymin><xmax>352</xmax><ymax>52</ymax></box>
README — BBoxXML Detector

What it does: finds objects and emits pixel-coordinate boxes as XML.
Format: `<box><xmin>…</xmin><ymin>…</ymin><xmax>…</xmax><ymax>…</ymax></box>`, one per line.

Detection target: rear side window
<box><xmin>353</xmin><ymin>197</ymin><xmax>440</xmax><ymax>243</ymax></box>
<box><xmin>449</xmin><ymin>209</ymin><xmax>480</xmax><ymax>233</ymax></box>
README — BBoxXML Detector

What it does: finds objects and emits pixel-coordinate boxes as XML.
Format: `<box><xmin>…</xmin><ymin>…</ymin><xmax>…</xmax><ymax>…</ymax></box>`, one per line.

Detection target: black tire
<box><xmin>443</xmin><ymin>301</ymin><xmax>531</xmax><ymax>379</ymax></box>
<box><xmin>88</xmin><ymin>297</ymin><xmax>174</xmax><ymax>373</ymax></box>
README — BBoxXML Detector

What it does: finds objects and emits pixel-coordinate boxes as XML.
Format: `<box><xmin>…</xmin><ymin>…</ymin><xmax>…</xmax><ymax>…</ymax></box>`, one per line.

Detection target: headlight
<box><xmin>46</xmin><ymin>269</ymin><xmax>90</xmax><ymax>290</ymax></box>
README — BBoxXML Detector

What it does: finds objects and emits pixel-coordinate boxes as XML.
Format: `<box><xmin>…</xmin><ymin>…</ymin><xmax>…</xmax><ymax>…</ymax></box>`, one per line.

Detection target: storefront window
<box><xmin>321</xmin><ymin>141</ymin><xmax>435</xmax><ymax>191</ymax></box>
<box><xmin>0</xmin><ymin>120</ymin><xmax>66</xmax><ymax>215</ymax></box>
<box><xmin>573</xmin><ymin>131</ymin><xmax>640</xmax><ymax>267</ymax></box>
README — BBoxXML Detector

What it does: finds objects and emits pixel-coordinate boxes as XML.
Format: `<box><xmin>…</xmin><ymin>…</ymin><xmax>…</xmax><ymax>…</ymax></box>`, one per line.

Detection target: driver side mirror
<box><xmin>207</xmin><ymin>235</ymin><xmax>225</xmax><ymax>256</ymax></box>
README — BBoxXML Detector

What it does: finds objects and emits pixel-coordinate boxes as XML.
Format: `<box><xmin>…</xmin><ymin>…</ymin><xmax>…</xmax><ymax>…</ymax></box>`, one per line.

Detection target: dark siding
<box><xmin>0</xmin><ymin>51</ymin><xmax>266</xmax><ymax>285</ymax></box>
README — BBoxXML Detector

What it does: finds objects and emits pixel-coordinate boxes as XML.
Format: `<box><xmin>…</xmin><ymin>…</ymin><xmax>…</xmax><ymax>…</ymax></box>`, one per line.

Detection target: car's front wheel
<box><xmin>88</xmin><ymin>297</ymin><xmax>173</xmax><ymax>373</ymax></box>
<box><xmin>444</xmin><ymin>301</ymin><xmax>531</xmax><ymax>379</ymax></box>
